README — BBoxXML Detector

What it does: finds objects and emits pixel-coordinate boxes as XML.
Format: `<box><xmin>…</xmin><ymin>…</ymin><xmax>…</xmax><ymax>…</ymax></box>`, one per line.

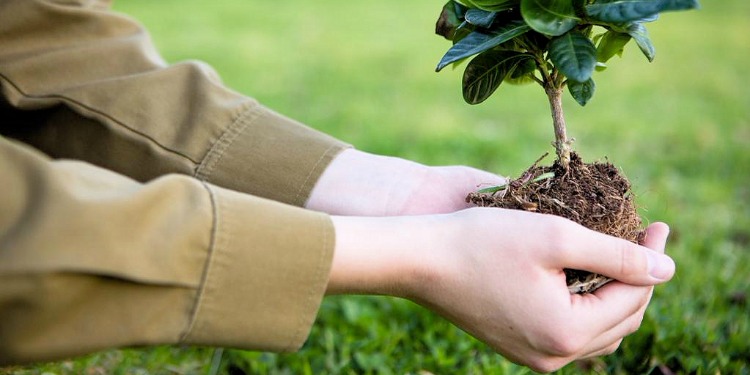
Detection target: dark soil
<box><xmin>467</xmin><ymin>152</ymin><xmax>644</xmax><ymax>293</ymax></box>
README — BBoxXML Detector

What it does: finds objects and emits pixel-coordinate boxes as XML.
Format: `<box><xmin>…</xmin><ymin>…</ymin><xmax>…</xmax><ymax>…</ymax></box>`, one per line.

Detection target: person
<box><xmin>0</xmin><ymin>0</ymin><xmax>675</xmax><ymax>372</ymax></box>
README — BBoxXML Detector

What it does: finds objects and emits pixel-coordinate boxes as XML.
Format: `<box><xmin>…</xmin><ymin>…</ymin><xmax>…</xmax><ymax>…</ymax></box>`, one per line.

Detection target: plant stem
<box><xmin>531</xmin><ymin>49</ymin><xmax>572</xmax><ymax>171</ymax></box>
<box><xmin>534</xmin><ymin>56</ymin><xmax>571</xmax><ymax>170</ymax></box>
<box><xmin>545</xmin><ymin>82</ymin><xmax>571</xmax><ymax>170</ymax></box>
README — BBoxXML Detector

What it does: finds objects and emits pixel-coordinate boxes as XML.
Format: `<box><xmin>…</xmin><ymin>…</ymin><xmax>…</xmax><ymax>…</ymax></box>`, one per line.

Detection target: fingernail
<box><xmin>648</xmin><ymin>252</ymin><xmax>675</xmax><ymax>280</ymax></box>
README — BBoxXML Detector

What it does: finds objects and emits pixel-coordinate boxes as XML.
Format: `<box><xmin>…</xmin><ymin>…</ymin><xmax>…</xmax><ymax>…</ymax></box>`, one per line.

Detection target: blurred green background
<box><xmin>8</xmin><ymin>0</ymin><xmax>749</xmax><ymax>374</ymax></box>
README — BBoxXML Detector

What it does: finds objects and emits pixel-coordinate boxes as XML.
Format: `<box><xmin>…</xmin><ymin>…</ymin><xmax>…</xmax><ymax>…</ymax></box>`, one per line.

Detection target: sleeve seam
<box><xmin>194</xmin><ymin>101</ymin><xmax>260</xmax><ymax>182</ymax></box>
<box><xmin>0</xmin><ymin>72</ymin><xmax>199</xmax><ymax>165</ymax></box>
<box><xmin>179</xmin><ymin>181</ymin><xmax>219</xmax><ymax>343</ymax></box>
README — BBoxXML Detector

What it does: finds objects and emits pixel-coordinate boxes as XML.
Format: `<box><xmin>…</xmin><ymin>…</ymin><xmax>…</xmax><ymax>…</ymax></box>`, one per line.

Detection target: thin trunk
<box><xmin>545</xmin><ymin>86</ymin><xmax>571</xmax><ymax>170</ymax></box>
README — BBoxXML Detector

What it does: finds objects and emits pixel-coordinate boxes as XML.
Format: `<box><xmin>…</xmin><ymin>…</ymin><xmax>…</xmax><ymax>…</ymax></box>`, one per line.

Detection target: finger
<box><xmin>580</xmin><ymin>339</ymin><xmax>623</xmax><ymax>360</ymax></box>
<box><xmin>636</xmin><ymin>222</ymin><xmax>675</xmax><ymax>281</ymax></box>
<box><xmin>574</xmin><ymin>286</ymin><xmax>653</xmax><ymax>359</ymax></box>
<box><xmin>454</xmin><ymin>166</ymin><xmax>507</xmax><ymax>187</ymax></box>
<box><xmin>641</xmin><ymin>222</ymin><xmax>670</xmax><ymax>253</ymax></box>
<box><xmin>564</xmin><ymin>282</ymin><xmax>652</xmax><ymax>342</ymax></box>
<box><xmin>576</xmin><ymin>294</ymin><xmax>649</xmax><ymax>359</ymax></box>
<box><xmin>441</xmin><ymin>166</ymin><xmax>506</xmax><ymax>209</ymax></box>
<box><xmin>549</xmin><ymin>222</ymin><xmax>675</xmax><ymax>286</ymax></box>
<box><xmin>525</xmin><ymin>284</ymin><xmax>652</xmax><ymax>370</ymax></box>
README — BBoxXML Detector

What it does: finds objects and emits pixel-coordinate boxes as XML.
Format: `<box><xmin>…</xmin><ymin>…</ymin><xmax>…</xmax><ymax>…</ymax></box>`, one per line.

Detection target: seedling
<box><xmin>435</xmin><ymin>0</ymin><xmax>699</xmax><ymax>293</ymax></box>
<box><xmin>436</xmin><ymin>0</ymin><xmax>699</xmax><ymax>169</ymax></box>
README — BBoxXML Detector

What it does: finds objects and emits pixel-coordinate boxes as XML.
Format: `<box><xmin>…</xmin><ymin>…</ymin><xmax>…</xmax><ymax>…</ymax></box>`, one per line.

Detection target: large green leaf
<box><xmin>462</xmin><ymin>50</ymin><xmax>533</xmax><ymax>104</ymax></box>
<box><xmin>520</xmin><ymin>0</ymin><xmax>579</xmax><ymax>36</ymax></box>
<box><xmin>436</xmin><ymin>20</ymin><xmax>531</xmax><ymax>71</ymax></box>
<box><xmin>548</xmin><ymin>31</ymin><xmax>597</xmax><ymax>82</ymax></box>
<box><xmin>568</xmin><ymin>78</ymin><xmax>596</xmax><ymax>105</ymax></box>
<box><xmin>626</xmin><ymin>22</ymin><xmax>655</xmax><ymax>61</ymax></box>
<box><xmin>585</xmin><ymin>0</ymin><xmax>699</xmax><ymax>23</ymax></box>
<box><xmin>596</xmin><ymin>29</ymin><xmax>631</xmax><ymax>63</ymax></box>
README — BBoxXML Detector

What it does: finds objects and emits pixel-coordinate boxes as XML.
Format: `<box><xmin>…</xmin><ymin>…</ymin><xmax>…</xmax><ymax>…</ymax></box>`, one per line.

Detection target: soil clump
<box><xmin>467</xmin><ymin>152</ymin><xmax>644</xmax><ymax>293</ymax></box>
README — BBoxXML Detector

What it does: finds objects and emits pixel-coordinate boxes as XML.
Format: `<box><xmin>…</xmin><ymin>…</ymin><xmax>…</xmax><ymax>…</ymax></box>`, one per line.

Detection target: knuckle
<box><xmin>527</xmin><ymin>357</ymin><xmax>569</xmax><ymax>374</ymax></box>
<box><xmin>605</xmin><ymin>339</ymin><xmax>624</xmax><ymax>355</ymax></box>
<box><xmin>543</xmin><ymin>331</ymin><xmax>585</xmax><ymax>357</ymax></box>
<box><xmin>544</xmin><ymin>217</ymin><xmax>577</xmax><ymax>258</ymax></box>
<box><xmin>627</xmin><ymin>314</ymin><xmax>646</xmax><ymax>335</ymax></box>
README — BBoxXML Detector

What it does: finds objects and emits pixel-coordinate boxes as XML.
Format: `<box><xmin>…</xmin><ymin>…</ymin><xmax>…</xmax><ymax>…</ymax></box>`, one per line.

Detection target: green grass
<box><xmin>5</xmin><ymin>1</ymin><xmax>749</xmax><ymax>374</ymax></box>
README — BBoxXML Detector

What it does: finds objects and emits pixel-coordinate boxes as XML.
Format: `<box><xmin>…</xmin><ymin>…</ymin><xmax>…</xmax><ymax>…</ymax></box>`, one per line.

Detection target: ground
<box><xmin>4</xmin><ymin>0</ymin><xmax>748</xmax><ymax>373</ymax></box>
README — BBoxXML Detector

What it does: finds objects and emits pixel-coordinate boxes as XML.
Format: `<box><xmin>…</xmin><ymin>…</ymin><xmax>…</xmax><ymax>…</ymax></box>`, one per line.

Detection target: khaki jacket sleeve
<box><xmin>0</xmin><ymin>136</ymin><xmax>335</xmax><ymax>365</ymax></box>
<box><xmin>0</xmin><ymin>0</ymin><xmax>349</xmax><ymax>207</ymax></box>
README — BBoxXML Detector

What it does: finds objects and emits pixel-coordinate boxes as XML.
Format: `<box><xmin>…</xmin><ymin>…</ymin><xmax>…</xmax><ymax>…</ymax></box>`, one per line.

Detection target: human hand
<box><xmin>306</xmin><ymin>149</ymin><xmax>504</xmax><ymax>216</ymax></box>
<box><xmin>327</xmin><ymin>208</ymin><xmax>674</xmax><ymax>372</ymax></box>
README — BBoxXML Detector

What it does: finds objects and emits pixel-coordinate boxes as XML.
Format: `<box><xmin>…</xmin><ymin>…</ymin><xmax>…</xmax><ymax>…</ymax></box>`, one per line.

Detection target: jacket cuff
<box><xmin>196</xmin><ymin>104</ymin><xmax>350</xmax><ymax>207</ymax></box>
<box><xmin>181</xmin><ymin>183</ymin><xmax>335</xmax><ymax>351</ymax></box>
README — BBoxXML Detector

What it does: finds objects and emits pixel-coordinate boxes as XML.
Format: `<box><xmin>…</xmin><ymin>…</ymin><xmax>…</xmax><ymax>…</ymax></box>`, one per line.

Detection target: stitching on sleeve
<box><xmin>179</xmin><ymin>182</ymin><xmax>220</xmax><ymax>343</ymax></box>
<box><xmin>194</xmin><ymin>102</ymin><xmax>262</xmax><ymax>181</ymax></box>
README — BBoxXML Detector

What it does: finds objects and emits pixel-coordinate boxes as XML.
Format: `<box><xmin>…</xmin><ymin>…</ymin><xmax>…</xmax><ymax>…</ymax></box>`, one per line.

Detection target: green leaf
<box><xmin>476</xmin><ymin>172</ymin><xmax>555</xmax><ymax>194</ymax></box>
<box><xmin>463</xmin><ymin>0</ymin><xmax>519</xmax><ymax>12</ymax></box>
<box><xmin>626</xmin><ymin>22</ymin><xmax>655</xmax><ymax>61</ymax></box>
<box><xmin>465</xmin><ymin>8</ymin><xmax>498</xmax><ymax>28</ymax></box>
<box><xmin>453</xmin><ymin>24</ymin><xmax>474</xmax><ymax>43</ymax></box>
<box><xmin>462</xmin><ymin>50</ymin><xmax>533</xmax><ymax>104</ymax></box>
<box><xmin>585</xmin><ymin>0</ymin><xmax>699</xmax><ymax>23</ymax></box>
<box><xmin>436</xmin><ymin>0</ymin><xmax>469</xmax><ymax>40</ymax></box>
<box><xmin>506</xmin><ymin>57</ymin><xmax>537</xmax><ymax>84</ymax></box>
<box><xmin>568</xmin><ymin>78</ymin><xmax>596</xmax><ymax>105</ymax></box>
<box><xmin>596</xmin><ymin>29</ymin><xmax>631</xmax><ymax>63</ymax></box>
<box><xmin>436</xmin><ymin>20</ymin><xmax>531</xmax><ymax>71</ymax></box>
<box><xmin>639</xmin><ymin>13</ymin><xmax>660</xmax><ymax>22</ymax></box>
<box><xmin>476</xmin><ymin>184</ymin><xmax>508</xmax><ymax>194</ymax></box>
<box><xmin>548</xmin><ymin>31</ymin><xmax>597</xmax><ymax>82</ymax></box>
<box><xmin>520</xmin><ymin>0</ymin><xmax>579</xmax><ymax>36</ymax></box>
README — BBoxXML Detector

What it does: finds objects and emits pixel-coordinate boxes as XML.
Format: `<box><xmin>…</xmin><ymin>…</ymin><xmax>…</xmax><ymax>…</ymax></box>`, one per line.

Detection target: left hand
<box><xmin>306</xmin><ymin>149</ymin><xmax>505</xmax><ymax>216</ymax></box>
<box><xmin>327</xmin><ymin>209</ymin><xmax>674</xmax><ymax>372</ymax></box>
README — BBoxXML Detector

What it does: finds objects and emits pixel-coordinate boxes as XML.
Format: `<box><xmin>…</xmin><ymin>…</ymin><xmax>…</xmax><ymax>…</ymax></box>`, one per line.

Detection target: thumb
<box><xmin>552</xmin><ymin>222</ymin><xmax>675</xmax><ymax>286</ymax></box>
<box><xmin>641</xmin><ymin>222</ymin><xmax>670</xmax><ymax>253</ymax></box>
<box><xmin>639</xmin><ymin>222</ymin><xmax>675</xmax><ymax>281</ymax></box>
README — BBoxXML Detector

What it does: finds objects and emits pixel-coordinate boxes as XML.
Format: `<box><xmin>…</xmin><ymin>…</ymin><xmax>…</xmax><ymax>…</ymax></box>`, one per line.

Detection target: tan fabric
<box><xmin>0</xmin><ymin>0</ymin><xmax>348</xmax><ymax>206</ymax></box>
<box><xmin>0</xmin><ymin>0</ymin><xmax>347</xmax><ymax>365</ymax></box>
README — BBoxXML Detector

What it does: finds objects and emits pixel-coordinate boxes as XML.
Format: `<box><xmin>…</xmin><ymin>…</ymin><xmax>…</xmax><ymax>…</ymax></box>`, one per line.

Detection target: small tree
<box><xmin>436</xmin><ymin>0</ymin><xmax>699</xmax><ymax>170</ymax></box>
<box><xmin>435</xmin><ymin>0</ymin><xmax>699</xmax><ymax>293</ymax></box>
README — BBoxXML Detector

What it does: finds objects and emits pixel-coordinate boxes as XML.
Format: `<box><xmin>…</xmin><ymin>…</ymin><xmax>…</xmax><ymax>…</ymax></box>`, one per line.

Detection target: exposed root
<box><xmin>467</xmin><ymin>152</ymin><xmax>644</xmax><ymax>293</ymax></box>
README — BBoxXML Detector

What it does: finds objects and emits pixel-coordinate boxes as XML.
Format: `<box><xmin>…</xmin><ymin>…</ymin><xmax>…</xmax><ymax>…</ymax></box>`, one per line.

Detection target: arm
<box><xmin>0</xmin><ymin>0</ymin><xmax>348</xmax><ymax>207</ymax></box>
<box><xmin>328</xmin><ymin>209</ymin><xmax>674</xmax><ymax>372</ymax></box>
<box><xmin>306</xmin><ymin>148</ymin><xmax>506</xmax><ymax>216</ymax></box>
<box><xmin>0</xmin><ymin>0</ymin><xmax>502</xmax><ymax>217</ymax></box>
<box><xmin>0</xmin><ymin>135</ymin><xmax>675</xmax><ymax>371</ymax></box>
<box><xmin>0</xmin><ymin>136</ymin><xmax>334</xmax><ymax>364</ymax></box>
<box><xmin>0</xmin><ymin>0</ymin><xmax>500</xmax><ymax>217</ymax></box>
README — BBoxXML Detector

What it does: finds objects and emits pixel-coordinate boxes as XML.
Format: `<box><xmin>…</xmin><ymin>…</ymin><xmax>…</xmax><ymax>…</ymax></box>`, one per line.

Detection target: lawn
<box><xmin>4</xmin><ymin>0</ymin><xmax>749</xmax><ymax>374</ymax></box>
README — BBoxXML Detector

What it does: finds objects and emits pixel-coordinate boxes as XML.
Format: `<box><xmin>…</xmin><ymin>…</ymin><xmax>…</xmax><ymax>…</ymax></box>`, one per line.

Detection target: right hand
<box><xmin>307</xmin><ymin>149</ymin><xmax>505</xmax><ymax>216</ymax></box>
<box><xmin>328</xmin><ymin>208</ymin><xmax>674</xmax><ymax>372</ymax></box>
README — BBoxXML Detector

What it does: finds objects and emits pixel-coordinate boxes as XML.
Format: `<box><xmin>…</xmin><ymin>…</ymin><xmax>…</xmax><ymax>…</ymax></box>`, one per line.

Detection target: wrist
<box><xmin>306</xmin><ymin>149</ymin><xmax>432</xmax><ymax>216</ymax></box>
<box><xmin>326</xmin><ymin>214</ymin><xmax>453</xmax><ymax>299</ymax></box>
